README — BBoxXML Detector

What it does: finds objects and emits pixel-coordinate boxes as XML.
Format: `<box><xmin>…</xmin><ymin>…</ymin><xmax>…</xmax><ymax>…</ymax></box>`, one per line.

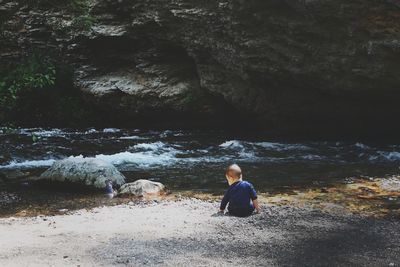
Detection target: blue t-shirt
<box><xmin>220</xmin><ymin>181</ymin><xmax>257</xmax><ymax>211</ymax></box>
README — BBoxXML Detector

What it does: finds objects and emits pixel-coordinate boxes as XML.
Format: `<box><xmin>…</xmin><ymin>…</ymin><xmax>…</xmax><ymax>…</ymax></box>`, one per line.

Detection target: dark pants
<box><xmin>228</xmin><ymin>205</ymin><xmax>255</xmax><ymax>217</ymax></box>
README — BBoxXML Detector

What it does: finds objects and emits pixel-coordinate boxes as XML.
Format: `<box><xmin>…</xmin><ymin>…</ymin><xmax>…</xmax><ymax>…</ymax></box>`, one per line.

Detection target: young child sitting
<box><xmin>219</xmin><ymin>164</ymin><xmax>260</xmax><ymax>217</ymax></box>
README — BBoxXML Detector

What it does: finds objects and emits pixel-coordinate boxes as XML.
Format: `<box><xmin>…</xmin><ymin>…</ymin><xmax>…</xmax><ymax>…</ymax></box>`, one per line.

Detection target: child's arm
<box><xmin>219</xmin><ymin>189</ymin><xmax>231</xmax><ymax>213</ymax></box>
<box><xmin>249</xmin><ymin>183</ymin><xmax>261</xmax><ymax>213</ymax></box>
<box><xmin>253</xmin><ymin>198</ymin><xmax>261</xmax><ymax>213</ymax></box>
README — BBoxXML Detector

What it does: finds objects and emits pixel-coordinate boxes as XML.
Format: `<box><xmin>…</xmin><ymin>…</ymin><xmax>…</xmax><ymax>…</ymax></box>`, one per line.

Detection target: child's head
<box><xmin>225</xmin><ymin>164</ymin><xmax>243</xmax><ymax>185</ymax></box>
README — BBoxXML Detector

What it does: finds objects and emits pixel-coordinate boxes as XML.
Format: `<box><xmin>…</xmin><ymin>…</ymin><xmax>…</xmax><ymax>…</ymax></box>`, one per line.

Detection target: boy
<box><xmin>219</xmin><ymin>164</ymin><xmax>261</xmax><ymax>217</ymax></box>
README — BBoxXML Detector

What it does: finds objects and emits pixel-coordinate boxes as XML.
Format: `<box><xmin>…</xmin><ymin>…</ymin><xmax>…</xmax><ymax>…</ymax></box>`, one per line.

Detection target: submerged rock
<box><xmin>40</xmin><ymin>157</ymin><xmax>126</xmax><ymax>190</ymax></box>
<box><xmin>0</xmin><ymin>191</ymin><xmax>20</xmax><ymax>206</ymax></box>
<box><xmin>118</xmin><ymin>179</ymin><xmax>165</xmax><ymax>197</ymax></box>
<box><xmin>1</xmin><ymin>170</ymin><xmax>30</xmax><ymax>181</ymax></box>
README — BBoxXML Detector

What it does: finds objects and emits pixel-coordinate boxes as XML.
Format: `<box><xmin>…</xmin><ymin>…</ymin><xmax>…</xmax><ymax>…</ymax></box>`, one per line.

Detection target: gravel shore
<box><xmin>0</xmin><ymin>199</ymin><xmax>399</xmax><ymax>267</ymax></box>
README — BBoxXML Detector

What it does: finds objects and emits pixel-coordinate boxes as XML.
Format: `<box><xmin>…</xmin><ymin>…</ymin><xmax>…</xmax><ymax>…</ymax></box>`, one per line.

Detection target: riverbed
<box><xmin>1</xmin><ymin>128</ymin><xmax>400</xmax><ymax>217</ymax></box>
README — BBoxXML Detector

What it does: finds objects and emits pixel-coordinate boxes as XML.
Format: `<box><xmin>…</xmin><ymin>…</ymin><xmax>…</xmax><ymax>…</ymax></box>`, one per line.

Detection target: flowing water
<box><xmin>1</xmin><ymin>128</ymin><xmax>400</xmax><ymax>216</ymax></box>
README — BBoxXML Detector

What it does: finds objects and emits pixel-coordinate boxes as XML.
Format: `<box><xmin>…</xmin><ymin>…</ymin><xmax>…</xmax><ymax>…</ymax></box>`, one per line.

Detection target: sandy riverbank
<box><xmin>0</xmin><ymin>198</ymin><xmax>399</xmax><ymax>267</ymax></box>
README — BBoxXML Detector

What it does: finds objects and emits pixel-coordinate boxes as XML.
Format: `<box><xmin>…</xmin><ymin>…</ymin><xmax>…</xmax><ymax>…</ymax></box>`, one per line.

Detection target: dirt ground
<box><xmin>0</xmin><ymin>198</ymin><xmax>399</xmax><ymax>267</ymax></box>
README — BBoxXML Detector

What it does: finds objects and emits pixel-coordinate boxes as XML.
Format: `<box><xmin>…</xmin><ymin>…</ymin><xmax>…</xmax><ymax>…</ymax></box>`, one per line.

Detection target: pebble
<box><xmin>0</xmin><ymin>192</ymin><xmax>20</xmax><ymax>205</ymax></box>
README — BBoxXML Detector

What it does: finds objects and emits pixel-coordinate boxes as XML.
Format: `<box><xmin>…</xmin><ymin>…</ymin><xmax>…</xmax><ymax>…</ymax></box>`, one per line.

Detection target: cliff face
<box><xmin>1</xmin><ymin>0</ymin><xmax>400</xmax><ymax>136</ymax></box>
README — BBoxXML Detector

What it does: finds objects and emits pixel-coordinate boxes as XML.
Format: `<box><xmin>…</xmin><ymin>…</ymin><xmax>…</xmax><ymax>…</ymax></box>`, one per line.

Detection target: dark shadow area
<box><xmin>273</xmin><ymin>219</ymin><xmax>400</xmax><ymax>266</ymax></box>
<box><xmin>91</xmin><ymin>209</ymin><xmax>400</xmax><ymax>266</ymax></box>
<box><xmin>0</xmin><ymin>179</ymin><xmax>131</xmax><ymax>217</ymax></box>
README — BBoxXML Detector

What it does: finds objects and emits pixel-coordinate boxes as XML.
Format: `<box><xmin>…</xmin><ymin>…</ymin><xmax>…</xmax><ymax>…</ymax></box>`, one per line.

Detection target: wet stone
<box><xmin>0</xmin><ymin>192</ymin><xmax>20</xmax><ymax>206</ymax></box>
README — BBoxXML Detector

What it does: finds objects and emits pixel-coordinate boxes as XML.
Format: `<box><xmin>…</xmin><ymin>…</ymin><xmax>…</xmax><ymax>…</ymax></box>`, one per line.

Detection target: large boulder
<box><xmin>118</xmin><ymin>179</ymin><xmax>166</xmax><ymax>197</ymax></box>
<box><xmin>40</xmin><ymin>157</ymin><xmax>125</xmax><ymax>189</ymax></box>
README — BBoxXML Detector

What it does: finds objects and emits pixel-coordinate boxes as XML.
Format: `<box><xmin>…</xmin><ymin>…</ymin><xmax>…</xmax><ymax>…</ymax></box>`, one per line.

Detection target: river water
<box><xmin>1</xmin><ymin>127</ymin><xmax>400</xmax><ymax>193</ymax></box>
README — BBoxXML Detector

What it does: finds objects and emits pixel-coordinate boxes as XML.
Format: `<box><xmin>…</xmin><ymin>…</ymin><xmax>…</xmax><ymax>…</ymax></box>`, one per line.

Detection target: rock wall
<box><xmin>1</xmin><ymin>0</ymin><xmax>400</xmax><ymax>136</ymax></box>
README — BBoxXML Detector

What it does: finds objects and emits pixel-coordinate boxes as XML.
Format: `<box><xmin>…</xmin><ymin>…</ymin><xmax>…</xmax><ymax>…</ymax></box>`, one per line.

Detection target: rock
<box><xmin>0</xmin><ymin>192</ymin><xmax>20</xmax><ymax>206</ymax></box>
<box><xmin>0</xmin><ymin>170</ymin><xmax>30</xmax><ymax>181</ymax></box>
<box><xmin>118</xmin><ymin>179</ymin><xmax>165</xmax><ymax>197</ymax></box>
<box><xmin>377</xmin><ymin>177</ymin><xmax>400</xmax><ymax>192</ymax></box>
<box><xmin>0</xmin><ymin>173</ymin><xmax>5</xmax><ymax>184</ymax></box>
<box><xmin>58</xmin><ymin>209</ymin><xmax>68</xmax><ymax>213</ymax></box>
<box><xmin>77</xmin><ymin>71</ymin><xmax>147</xmax><ymax>96</ymax></box>
<box><xmin>2</xmin><ymin>0</ymin><xmax>400</xmax><ymax>136</ymax></box>
<box><xmin>40</xmin><ymin>157</ymin><xmax>126</xmax><ymax>190</ymax></box>
<box><xmin>90</xmin><ymin>25</ymin><xmax>128</xmax><ymax>37</ymax></box>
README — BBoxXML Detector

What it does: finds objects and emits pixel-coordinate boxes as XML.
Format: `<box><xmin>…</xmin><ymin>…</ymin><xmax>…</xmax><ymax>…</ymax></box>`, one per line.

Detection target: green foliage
<box><xmin>0</xmin><ymin>126</ymin><xmax>17</xmax><ymax>134</ymax></box>
<box><xmin>27</xmin><ymin>0</ymin><xmax>96</xmax><ymax>30</ymax></box>
<box><xmin>0</xmin><ymin>54</ymin><xmax>56</xmax><ymax>122</ymax></box>
<box><xmin>0</xmin><ymin>53</ymin><xmax>98</xmax><ymax>127</ymax></box>
<box><xmin>32</xmin><ymin>134</ymin><xmax>39</xmax><ymax>143</ymax></box>
<box><xmin>10</xmin><ymin>56</ymin><xmax>56</xmax><ymax>89</ymax></box>
<box><xmin>70</xmin><ymin>0</ymin><xmax>91</xmax><ymax>13</ymax></box>
<box><xmin>69</xmin><ymin>0</ymin><xmax>97</xmax><ymax>30</ymax></box>
<box><xmin>71</xmin><ymin>14</ymin><xmax>97</xmax><ymax>31</ymax></box>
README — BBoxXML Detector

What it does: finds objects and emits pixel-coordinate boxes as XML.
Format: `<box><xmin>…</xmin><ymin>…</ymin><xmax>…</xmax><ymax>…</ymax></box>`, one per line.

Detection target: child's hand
<box><xmin>212</xmin><ymin>210</ymin><xmax>225</xmax><ymax>217</ymax></box>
